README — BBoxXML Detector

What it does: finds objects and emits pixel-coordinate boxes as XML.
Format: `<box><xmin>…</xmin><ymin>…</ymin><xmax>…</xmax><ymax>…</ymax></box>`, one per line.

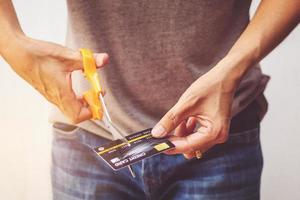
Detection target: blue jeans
<box><xmin>51</xmin><ymin>125</ymin><xmax>263</xmax><ymax>200</ymax></box>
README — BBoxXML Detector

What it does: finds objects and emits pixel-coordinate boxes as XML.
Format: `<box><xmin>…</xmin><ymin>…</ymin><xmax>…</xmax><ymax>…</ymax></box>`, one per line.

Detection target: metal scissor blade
<box><xmin>128</xmin><ymin>166</ymin><xmax>136</xmax><ymax>178</ymax></box>
<box><xmin>99</xmin><ymin>94</ymin><xmax>128</xmax><ymax>140</ymax></box>
<box><xmin>101</xmin><ymin>118</ymin><xmax>136</xmax><ymax>178</ymax></box>
<box><xmin>98</xmin><ymin>94</ymin><xmax>136</xmax><ymax>178</ymax></box>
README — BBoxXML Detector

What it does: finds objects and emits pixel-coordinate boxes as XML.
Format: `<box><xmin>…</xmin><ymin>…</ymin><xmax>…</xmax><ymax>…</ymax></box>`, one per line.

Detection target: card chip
<box><xmin>154</xmin><ymin>143</ymin><xmax>169</xmax><ymax>151</ymax></box>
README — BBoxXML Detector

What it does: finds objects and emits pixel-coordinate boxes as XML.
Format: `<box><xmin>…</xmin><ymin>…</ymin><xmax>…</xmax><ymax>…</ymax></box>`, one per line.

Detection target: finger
<box><xmin>62</xmin><ymin>96</ymin><xmax>92</xmax><ymax>124</ymax></box>
<box><xmin>174</xmin><ymin>121</ymin><xmax>188</xmax><ymax>137</ymax></box>
<box><xmin>186</xmin><ymin>117</ymin><xmax>197</xmax><ymax>134</ymax></box>
<box><xmin>94</xmin><ymin>53</ymin><xmax>109</xmax><ymax>67</ymax></box>
<box><xmin>60</xmin><ymin>73</ymin><xmax>92</xmax><ymax>123</ymax></box>
<box><xmin>67</xmin><ymin>51</ymin><xmax>109</xmax><ymax>71</ymax></box>
<box><xmin>173</xmin><ymin>117</ymin><xmax>197</xmax><ymax>138</ymax></box>
<box><xmin>60</xmin><ymin>89</ymin><xmax>92</xmax><ymax>124</ymax></box>
<box><xmin>167</xmin><ymin>118</ymin><xmax>214</xmax><ymax>155</ymax></box>
<box><xmin>183</xmin><ymin>152</ymin><xmax>195</xmax><ymax>160</ymax></box>
<box><xmin>151</xmin><ymin>104</ymin><xmax>187</xmax><ymax>138</ymax></box>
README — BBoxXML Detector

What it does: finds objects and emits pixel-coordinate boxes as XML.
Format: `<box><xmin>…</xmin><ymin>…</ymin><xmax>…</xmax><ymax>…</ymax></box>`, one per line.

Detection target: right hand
<box><xmin>2</xmin><ymin>36</ymin><xmax>109</xmax><ymax>123</ymax></box>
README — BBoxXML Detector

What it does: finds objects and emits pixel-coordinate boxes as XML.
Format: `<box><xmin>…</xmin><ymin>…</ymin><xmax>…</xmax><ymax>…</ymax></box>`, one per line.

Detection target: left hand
<box><xmin>151</xmin><ymin>56</ymin><xmax>245</xmax><ymax>159</ymax></box>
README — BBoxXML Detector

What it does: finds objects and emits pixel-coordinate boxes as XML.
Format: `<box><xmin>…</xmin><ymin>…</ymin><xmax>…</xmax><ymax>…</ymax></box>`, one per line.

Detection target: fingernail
<box><xmin>151</xmin><ymin>124</ymin><xmax>166</xmax><ymax>137</ymax></box>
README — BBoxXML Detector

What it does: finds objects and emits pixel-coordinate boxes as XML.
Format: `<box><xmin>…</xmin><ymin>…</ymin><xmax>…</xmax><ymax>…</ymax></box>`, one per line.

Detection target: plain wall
<box><xmin>0</xmin><ymin>1</ymin><xmax>299</xmax><ymax>199</ymax></box>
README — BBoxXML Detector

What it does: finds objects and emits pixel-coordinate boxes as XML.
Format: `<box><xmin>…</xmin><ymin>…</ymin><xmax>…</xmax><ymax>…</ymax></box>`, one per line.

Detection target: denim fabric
<box><xmin>51</xmin><ymin>126</ymin><xmax>263</xmax><ymax>200</ymax></box>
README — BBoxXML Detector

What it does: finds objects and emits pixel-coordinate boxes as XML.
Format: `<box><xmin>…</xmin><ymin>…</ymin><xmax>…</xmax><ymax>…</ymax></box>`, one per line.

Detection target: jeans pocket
<box><xmin>52</xmin><ymin>122</ymin><xmax>80</xmax><ymax>140</ymax></box>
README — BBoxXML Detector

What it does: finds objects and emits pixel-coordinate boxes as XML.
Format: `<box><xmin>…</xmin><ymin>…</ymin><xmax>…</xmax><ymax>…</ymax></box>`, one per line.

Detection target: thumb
<box><xmin>94</xmin><ymin>53</ymin><xmax>109</xmax><ymax>67</ymax></box>
<box><xmin>68</xmin><ymin>51</ymin><xmax>109</xmax><ymax>71</ymax></box>
<box><xmin>151</xmin><ymin>105</ymin><xmax>186</xmax><ymax>138</ymax></box>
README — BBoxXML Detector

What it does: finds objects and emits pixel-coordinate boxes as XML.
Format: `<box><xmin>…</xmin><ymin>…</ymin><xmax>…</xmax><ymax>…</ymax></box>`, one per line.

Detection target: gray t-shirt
<box><xmin>50</xmin><ymin>0</ymin><xmax>269</xmax><ymax>139</ymax></box>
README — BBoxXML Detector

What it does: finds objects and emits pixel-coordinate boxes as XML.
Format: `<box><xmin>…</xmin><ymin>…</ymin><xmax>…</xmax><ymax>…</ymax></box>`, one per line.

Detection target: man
<box><xmin>0</xmin><ymin>0</ymin><xmax>299</xmax><ymax>199</ymax></box>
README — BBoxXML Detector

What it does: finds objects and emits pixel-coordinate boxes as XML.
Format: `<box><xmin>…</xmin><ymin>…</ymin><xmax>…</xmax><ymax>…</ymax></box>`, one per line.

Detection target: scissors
<box><xmin>80</xmin><ymin>49</ymin><xmax>136</xmax><ymax>178</ymax></box>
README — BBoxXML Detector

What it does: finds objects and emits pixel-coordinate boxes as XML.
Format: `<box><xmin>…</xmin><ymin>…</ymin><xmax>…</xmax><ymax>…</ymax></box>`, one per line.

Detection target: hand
<box><xmin>2</xmin><ymin>36</ymin><xmax>108</xmax><ymax>123</ymax></box>
<box><xmin>151</xmin><ymin>56</ymin><xmax>246</xmax><ymax>159</ymax></box>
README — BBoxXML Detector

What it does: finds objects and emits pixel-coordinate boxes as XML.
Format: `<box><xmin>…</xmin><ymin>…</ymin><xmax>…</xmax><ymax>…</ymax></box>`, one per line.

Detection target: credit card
<box><xmin>93</xmin><ymin>128</ymin><xmax>175</xmax><ymax>170</ymax></box>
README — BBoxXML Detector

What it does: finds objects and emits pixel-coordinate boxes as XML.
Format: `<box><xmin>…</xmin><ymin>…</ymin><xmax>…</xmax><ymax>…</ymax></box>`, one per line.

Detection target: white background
<box><xmin>0</xmin><ymin>1</ymin><xmax>299</xmax><ymax>199</ymax></box>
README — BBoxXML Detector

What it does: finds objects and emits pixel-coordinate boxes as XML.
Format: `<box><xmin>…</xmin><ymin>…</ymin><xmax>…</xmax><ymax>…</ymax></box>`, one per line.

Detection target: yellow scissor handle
<box><xmin>80</xmin><ymin>48</ymin><xmax>103</xmax><ymax>120</ymax></box>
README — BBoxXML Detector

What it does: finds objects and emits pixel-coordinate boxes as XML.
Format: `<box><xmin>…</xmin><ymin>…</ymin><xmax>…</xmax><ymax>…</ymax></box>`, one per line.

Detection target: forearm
<box><xmin>0</xmin><ymin>0</ymin><xmax>37</xmax><ymax>76</ymax></box>
<box><xmin>223</xmin><ymin>0</ymin><xmax>300</xmax><ymax>81</ymax></box>
<box><xmin>0</xmin><ymin>0</ymin><xmax>25</xmax><ymax>53</ymax></box>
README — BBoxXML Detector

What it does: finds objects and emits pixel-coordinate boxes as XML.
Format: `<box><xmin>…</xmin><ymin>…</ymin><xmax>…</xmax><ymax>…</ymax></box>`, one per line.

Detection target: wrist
<box><xmin>1</xmin><ymin>34</ymin><xmax>36</xmax><ymax>72</ymax></box>
<box><xmin>220</xmin><ymin>38</ymin><xmax>260</xmax><ymax>80</ymax></box>
<box><xmin>210</xmin><ymin>53</ymin><xmax>255</xmax><ymax>93</ymax></box>
<box><xmin>0</xmin><ymin>30</ymin><xmax>25</xmax><ymax>54</ymax></box>
<box><xmin>220</xmin><ymin>51</ymin><xmax>256</xmax><ymax>78</ymax></box>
